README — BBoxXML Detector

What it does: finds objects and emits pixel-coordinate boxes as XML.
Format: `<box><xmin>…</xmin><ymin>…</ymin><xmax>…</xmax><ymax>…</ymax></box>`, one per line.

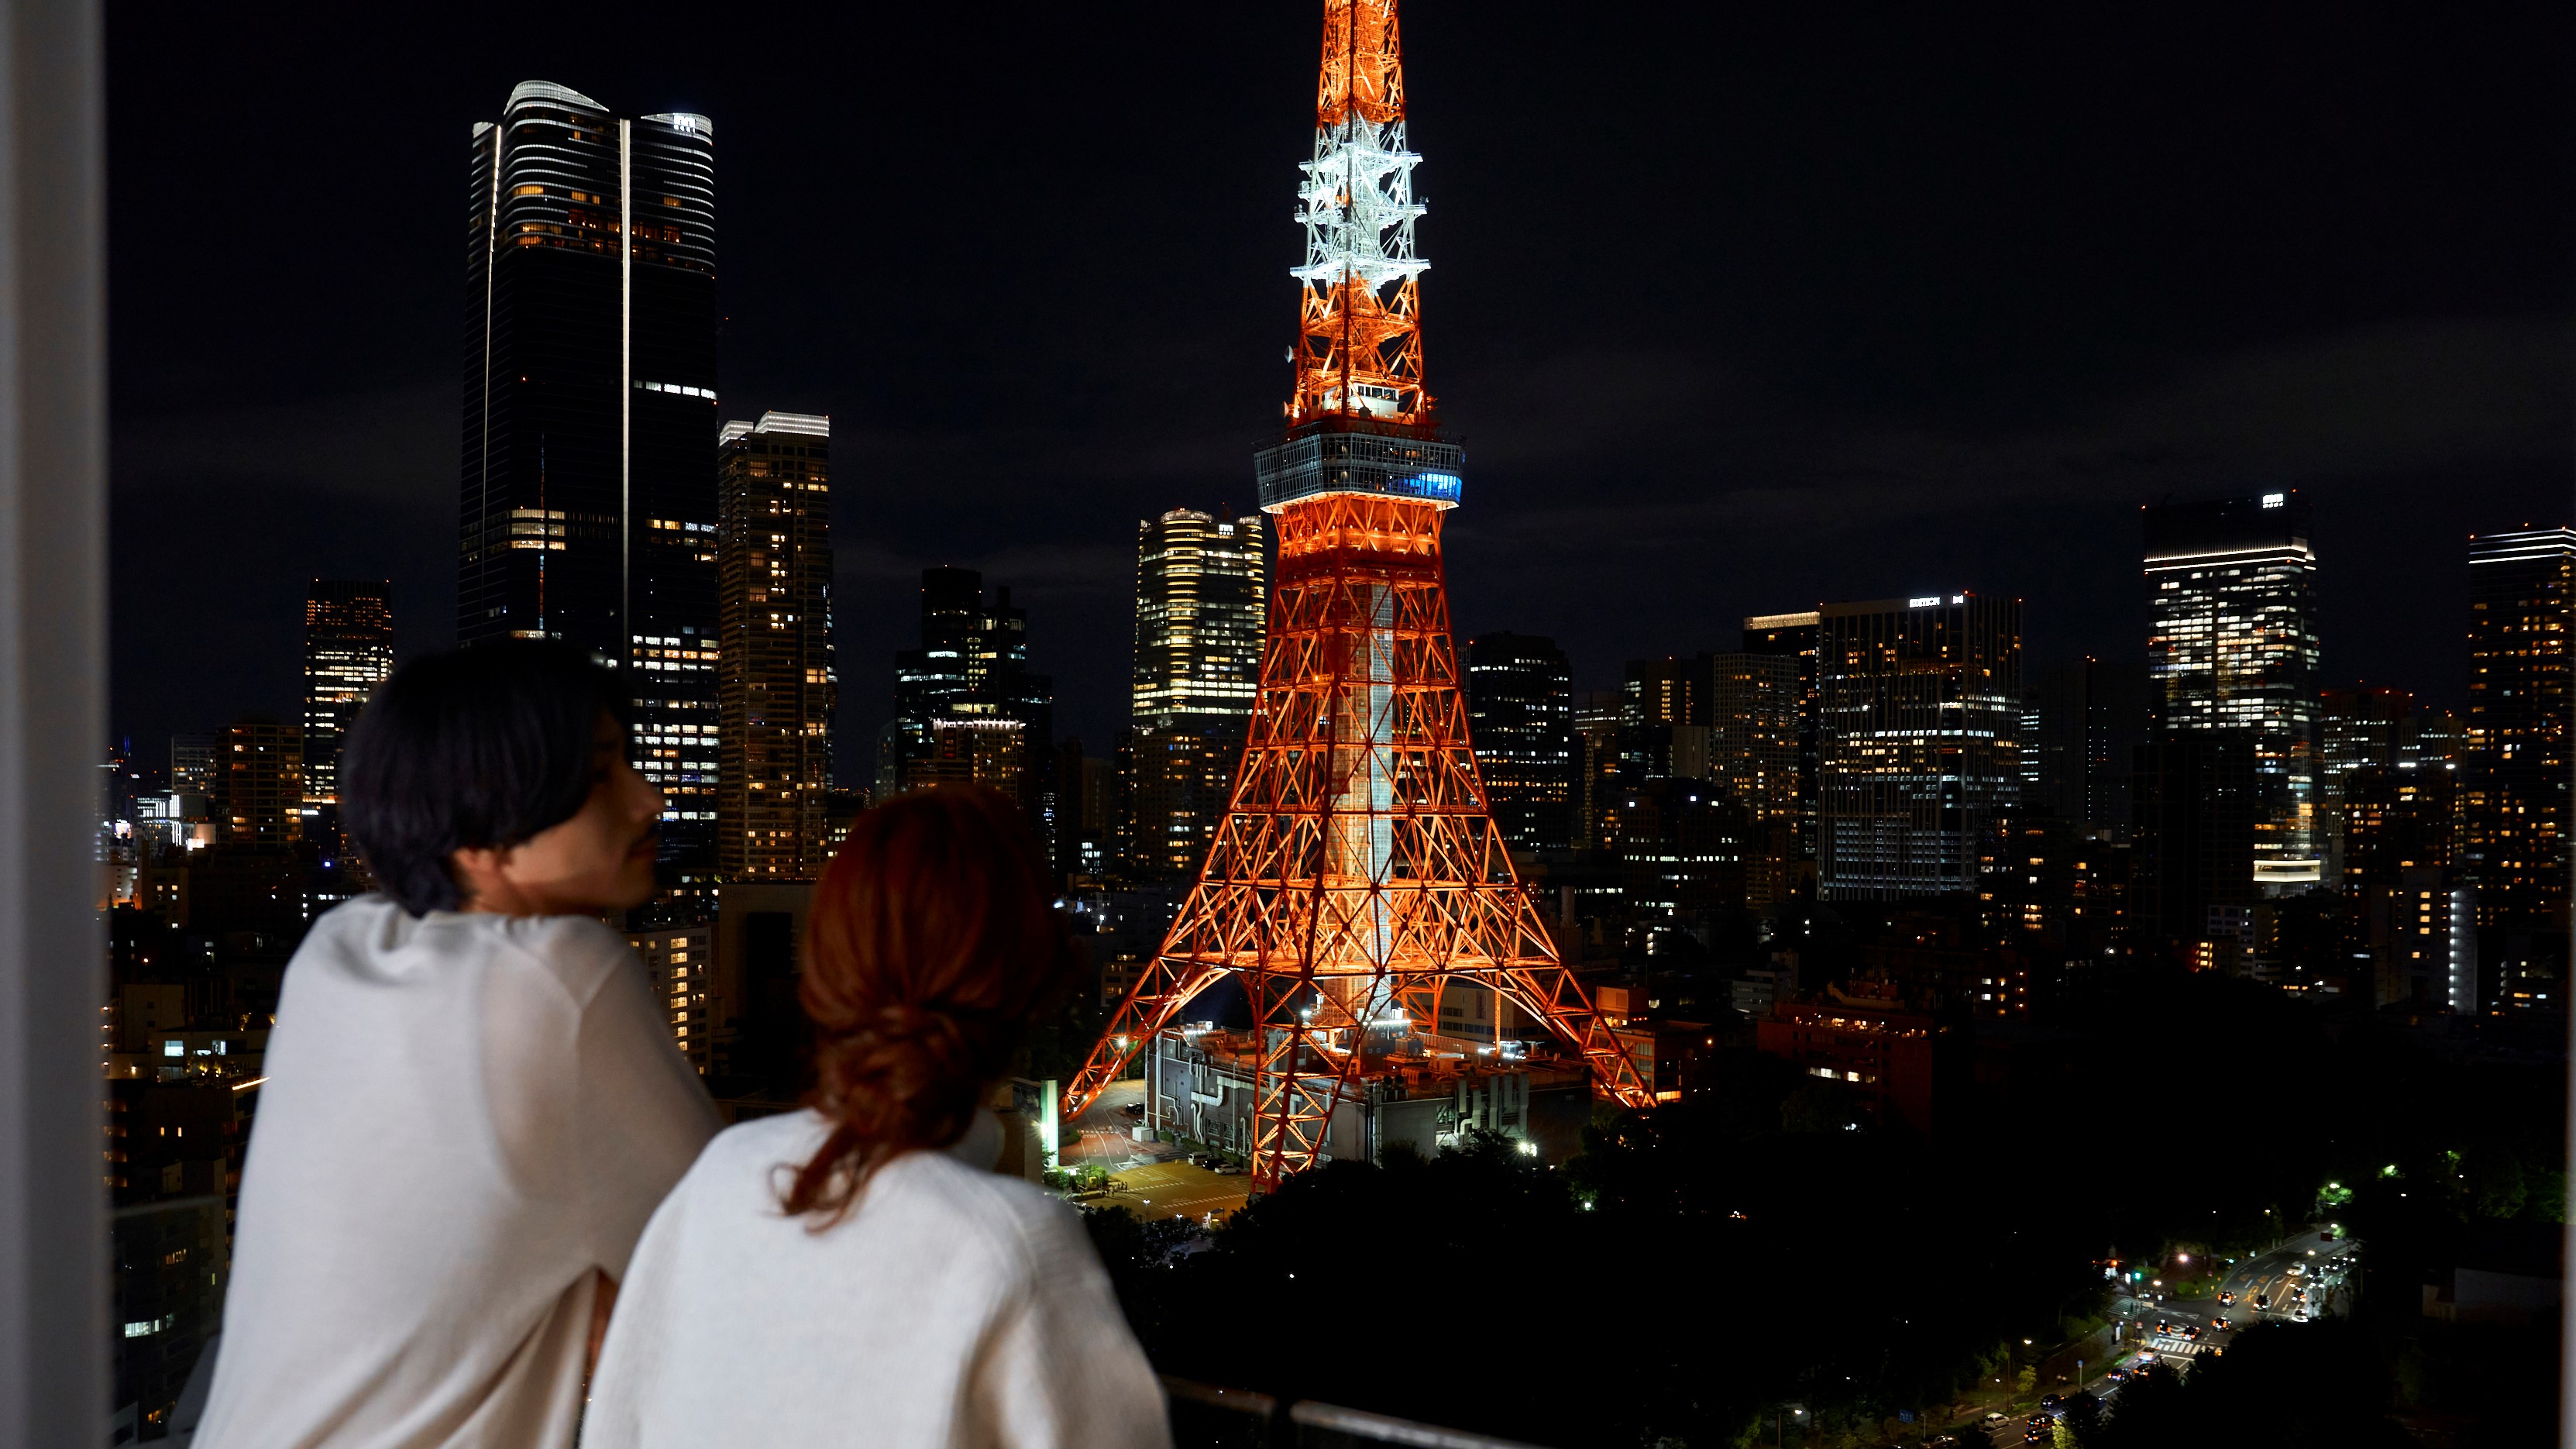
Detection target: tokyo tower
<box><xmin>1063</xmin><ymin>0</ymin><xmax>1653</xmax><ymax>1191</ymax></box>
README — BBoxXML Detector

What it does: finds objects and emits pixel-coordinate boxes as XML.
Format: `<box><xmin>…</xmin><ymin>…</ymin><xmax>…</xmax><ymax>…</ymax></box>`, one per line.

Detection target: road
<box><xmin>1950</xmin><ymin>1228</ymin><xmax>2362</xmax><ymax>1442</ymax></box>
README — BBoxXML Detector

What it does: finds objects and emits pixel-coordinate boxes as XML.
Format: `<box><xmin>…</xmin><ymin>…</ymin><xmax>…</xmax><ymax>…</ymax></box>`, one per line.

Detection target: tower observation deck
<box><xmin>1063</xmin><ymin>0</ymin><xmax>1652</xmax><ymax>1193</ymax></box>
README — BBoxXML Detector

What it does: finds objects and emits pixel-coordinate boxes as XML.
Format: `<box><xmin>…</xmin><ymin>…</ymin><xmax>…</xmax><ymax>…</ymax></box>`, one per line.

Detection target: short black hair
<box><xmin>339</xmin><ymin>640</ymin><xmax>628</xmax><ymax>916</ymax></box>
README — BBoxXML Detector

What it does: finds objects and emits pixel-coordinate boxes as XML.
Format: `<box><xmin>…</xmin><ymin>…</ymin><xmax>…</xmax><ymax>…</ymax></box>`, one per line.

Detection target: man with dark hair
<box><xmin>194</xmin><ymin>642</ymin><xmax>720</xmax><ymax>1449</ymax></box>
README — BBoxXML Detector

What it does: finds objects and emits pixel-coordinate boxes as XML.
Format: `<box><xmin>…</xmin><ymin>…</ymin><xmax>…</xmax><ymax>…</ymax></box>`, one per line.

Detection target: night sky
<box><xmin>108</xmin><ymin>4</ymin><xmax>2570</xmax><ymax>780</ymax></box>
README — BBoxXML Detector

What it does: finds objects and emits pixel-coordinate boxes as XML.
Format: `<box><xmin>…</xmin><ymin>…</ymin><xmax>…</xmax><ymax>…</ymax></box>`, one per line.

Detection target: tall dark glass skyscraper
<box><xmin>461</xmin><ymin>81</ymin><xmax>720</xmax><ymax>864</ymax></box>
<box><xmin>1463</xmin><ymin>632</ymin><xmax>1574</xmax><ymax>852</ymax></box>
<box><xmin>2022</xmin><ymin>656</ymin><xmax>2147</xmax><ymax>831</ymax></box>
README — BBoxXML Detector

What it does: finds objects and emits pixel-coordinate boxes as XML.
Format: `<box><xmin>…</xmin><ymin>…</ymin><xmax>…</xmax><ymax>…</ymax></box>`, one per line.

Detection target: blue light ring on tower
<box><xmin>1254</xmin><ymin>420</ymin><xmax>1466</xmax><ymax>510</ymax></box>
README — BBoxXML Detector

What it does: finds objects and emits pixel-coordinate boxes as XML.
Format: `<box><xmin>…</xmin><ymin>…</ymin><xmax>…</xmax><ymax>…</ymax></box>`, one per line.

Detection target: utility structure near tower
<box><xmin>1064</xmin><ymin>0</ymin><xmax>1652</xmax><ymax>1191</ymax></box>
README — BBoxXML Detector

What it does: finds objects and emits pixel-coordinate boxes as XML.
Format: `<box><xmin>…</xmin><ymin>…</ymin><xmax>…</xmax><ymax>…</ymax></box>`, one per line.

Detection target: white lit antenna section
<box><xmin>1292</xmin><ymin>115</ymin><xmax>1426</xmax><ymax>296</ymax></box>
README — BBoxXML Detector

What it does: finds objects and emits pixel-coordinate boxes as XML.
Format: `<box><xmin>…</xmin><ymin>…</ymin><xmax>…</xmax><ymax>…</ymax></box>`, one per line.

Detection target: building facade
<box><xmin>716</xmin><ymin>412</ymin><xmax>834</xmax><ymax>881</ymax></box>
<box><xmin>882</xmin><ymin>568</ymin><xmax>1054</xmax><ymax>842</ymax></box>
<box><xmin>2022</xmin><ymin>656</ymin><xmax>2147</xmax><ymax>831</ymax></box>
<box><xmin>1117</xmin><ymin>510</ymin><xmax>1265</xmax><ymax>881</ymax></box>
<box><xmin>1131</xmin><ymin>509</ymin><xmax>1265</xmax><ymax>726</ymax></box>
<box><xmin>1816</xmin><ymin>594</ymin><xmax>2023</xmax><ymax>900</ymax></box>
<box><xmin>1572</xmin><ymin>690</ymin><xmax>1625</xmax><ymax>852</ymax></box>
<box><xmin>1463</xmin><ymin>632</ymin><xmax>1574</xmax><ymax>853</ymax></box>
<box><xmin>2461</xmin><ymin>526</ymin><xmax>2573</xmax><ymax>931</ymax></box>
<box><xmin>300</xmin><ymin>580</ymin><xmax>393</xmax><ymax>815</ymax></box>
<box><xmin>2317</xmin><ymin>686</ymin><xmax>2447</xmax><ymax>886</ymax></box>
<box><xmin>1742</xmin><ymin>611</ymin><xmax>1821</xmax><ymax>860</ymax></box>
<box><xmin>460</xmin><ymin>80</ymin><xmax>721</xmax><ymax>866</ymax></box>
<box><xmin>1706</xmin><ymin>652</ymin><xmax>1800</xmax><ymax>826</ymax></box>
<box><xmin>214</xmin><ymin>722</ymin><xmax>304</xmax><ymax>848</ymax></box>
<box><xmin>2143</xmin><ymin>491</ymin><xmax>2322</xmax><ymax>888</ymax></box>
<box><xmin>625</xmin><ymin>924</ymin><xmax>714</xmax><ymax>1074</ymax></box>
<box><xmin>2128</xmin><ymin>733</ymin><xmax>2258</xmax><ymax>960</ymax></box>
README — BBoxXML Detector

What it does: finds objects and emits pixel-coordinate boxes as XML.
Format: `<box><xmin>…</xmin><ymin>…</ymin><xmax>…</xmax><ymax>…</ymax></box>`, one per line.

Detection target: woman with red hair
<box><xmin>583</xmin><ymin>786</ymin><xmax>1169</xmax><ymax>1447</ymax></box>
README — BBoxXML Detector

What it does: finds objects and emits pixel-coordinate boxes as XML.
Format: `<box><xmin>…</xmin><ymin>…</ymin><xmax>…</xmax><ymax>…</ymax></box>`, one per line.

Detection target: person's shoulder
<box><xmin>284</xmin><ymin>895</ymin><xmax>455</xmax><ymax>979</ymax></box>
<box><xmin>685</xmin><ymin>1111</ymin><xmax>830</xmax><ymax>1188</ymax></box>
<box><xmin>480</xmin><ymin>911</ymin><xmax>637</xmax><ymax>1002</ymax></box>
<box><xmin>885</xmin><ymin>1151</ymin><xmax>1088</xmax><ymax>1268</ymax></box>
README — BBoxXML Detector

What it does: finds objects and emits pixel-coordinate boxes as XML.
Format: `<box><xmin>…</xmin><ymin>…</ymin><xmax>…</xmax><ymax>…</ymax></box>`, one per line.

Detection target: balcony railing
<box><xmin>1163</xmin><ymin>1376</ymin><xmax>1546</xmax><ymax>1449</ymax></box>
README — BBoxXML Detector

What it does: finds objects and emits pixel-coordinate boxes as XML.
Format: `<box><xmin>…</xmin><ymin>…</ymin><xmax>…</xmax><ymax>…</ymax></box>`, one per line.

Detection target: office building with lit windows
<box><xmin>1707</xmin><ymin>652</ymin><xmax>1801</xmax><ymax>827</ymax></box>
<box><xmin>300</xmin><ymin>580</ymin><xmax>390</xmax><ymax>814</ymax></box>
<box><xmin>1132</xmin><ymin>509</ymin><xmax>1265</xmax><ymax>726</ymax></box>
<box><xmin>1816</xmin><ymin>593</ymin><xmax>2022</xmax><ymax>900</ymax></box>
<box><xmin>626</xmin><ymin>925</ymin><xmax>713</xmax><ymax>1075</ymax></box>
<box><xmin>1742</xmin><ymin>611</ymin><xmax>1821</xmax><ymax>859</ymax></box>
<box><xmin>2461</xmin><ymin>525</ymin><xmax>2573</xmax><ymax>931</ymax></box>
<box><xmin>882</xmin><ymin>568</ymin><xmax>1054</xmax><ymax>831</ymax></box>
<box><xmin>1572</xmin><ymin>691</ymin><xmax>1625</xmax><ymax>852</ymax></box>
<box><xmin>1463</xmin><ymin>632</ymin><xmax>1574</xmax><ymax>852</ymax></box>
<box><xmin>2142</xmin><ymin>491</ymin><xmax>2321</xmax><ymax>888</ymax></box>
<box><xmin>2316</xmin><ymin>687</ymin><xmax>2454</xmax><ymax>885</ymax></box>
<box><xmin>1118</xmin><ymin>511</ymin><xmax>1265</xmax><ymax>880</ymax></box>
<box><xmin>459</xmin><ymin>80</ymin><xmax>721</xmax><ymax>867</ymax></box>
<box><xmin>717</xmin><ymin>412</ymin><xmax>834</xmax><ymax>880</ymax></box>
<box><xmin>214</xmin><ymin>721</ymin><xmax>304</xmax><ymax>848</ymax></box>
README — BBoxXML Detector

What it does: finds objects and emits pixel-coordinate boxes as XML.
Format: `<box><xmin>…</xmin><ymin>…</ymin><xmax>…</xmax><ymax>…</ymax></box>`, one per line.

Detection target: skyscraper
<box><xmin>461</xmin><ymin>81</ymin><xmax>721</xmax><ymax>864</ymax></box>
<box><xmin>1621</xmin><ymin>654</ymin><xmax>1709</xmax><ymax>784</ymax></box>
<box><xmin>1706</xmin><ymin>652</ymin><xmax>1800</xmax><ymax>827</ymax></box>
<box><xmin>1742</xmin><ymin>611</ymin><xmax>1821</xmax><ymax>860</ymax></box>
<box><xmin>2316</xmin><ymin>686</ymin><xmax>2446</xmax><ymax>885</ymax></box>
<box><xmin>716</xmin><ymin>412</ymin><xmax>835</xmax><ymax>881</ymax></box>
<box><xmin>2143</xmin><ymin>491</ymin><xmax>2321</xmax><ymax>888</ymax></box>
<box><xmin>1463</xmin><ymin>632</ymin><xmax>1574</xmax><ymax>853</ymax></box>
<box><xmin>1132</xmin><ymin>508</ymin><xmax>1266</xmax><ymax>726</ymax></box>
<box><xmin>883</xmin><ymin>569</ymin><xmax>1053</xmax><ymax>822</ymax></box>
<box><xmin>301</xmin><ymin>580</ymin><xmax>393</xmax><ymax>817</ymax></box>
<box><xmin>214</xmin><ymin>721</ymin><xmax>303</xmax><ymax>848</ymax></box>
<box><xmin>1572</xmin><ymin>690</ymin><xmax>1625</xmax><ymax>851</ymax></box>
<box><xmin>1123</xmin><ymin>509</ymin><xmax>1267</xmax><ymax>881</ymax></box>
<box><xmin>2022</xmin><ymin>656</ymin><xmax>2148</xmax><ymax>831</ymax></box>
<box><xmin>168</xmin><ymin>736</ymin><xmax>214</xmax><ymax>800</ymax></box>
<box><xmin>2128</xmin><ymin>733</ymin><xmax>2258</xmax><ymax>957</ymax></box>
<box><xmin>2461</xmin><ymin>525</ymin><xmax>2573</xmax><ymax>931</ymax></box>
<box><xmin>1816</xmin><ymin>593</ymin><xmax>2022</xmax><ymax>900</ymax></box>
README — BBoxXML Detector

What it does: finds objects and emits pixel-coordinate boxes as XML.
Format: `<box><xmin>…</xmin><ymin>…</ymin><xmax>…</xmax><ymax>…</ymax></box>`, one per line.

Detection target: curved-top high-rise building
<box><xmin>461</xmin><ymin>81</ymin><xmax>721</xmax><ymax>876</ymax></box>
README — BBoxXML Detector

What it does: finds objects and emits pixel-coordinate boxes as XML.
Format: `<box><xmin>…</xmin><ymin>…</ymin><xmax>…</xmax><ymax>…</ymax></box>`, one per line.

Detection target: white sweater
<box><xmin>582</xmin><ymin>1111</ymin><xmax>1171</xmax><ymax>1449</ymax></box>
<box><xmin>194</xmin><ymin>898</ymin><xmax>720</xmax><ymax>1449</ymax></box>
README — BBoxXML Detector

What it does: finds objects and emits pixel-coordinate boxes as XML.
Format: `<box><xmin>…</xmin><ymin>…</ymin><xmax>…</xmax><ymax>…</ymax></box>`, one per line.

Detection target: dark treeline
<box><xmin>1081</xmin><ymin>963</ymin><xmax>2564</xmax><ymax>1447</ymax></box>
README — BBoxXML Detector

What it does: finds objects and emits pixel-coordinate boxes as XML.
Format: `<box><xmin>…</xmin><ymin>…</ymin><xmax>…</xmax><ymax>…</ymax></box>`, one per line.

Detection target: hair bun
<box><xmin>780</xmin><ymin>785</ymin><xmax>1064</xmax><ymax>1224</ymax></box>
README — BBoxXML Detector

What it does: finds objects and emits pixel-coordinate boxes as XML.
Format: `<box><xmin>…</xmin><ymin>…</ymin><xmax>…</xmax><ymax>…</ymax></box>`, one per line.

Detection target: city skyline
<box><xmin>104</xmin><ymin>5</ymin><xmax>2567</xmax><ymax>763</ymax></box>
<box><xmin>78</xmin><ymin>6</ymin><xmax>2571</xmax><ymax>1441</ymax></box>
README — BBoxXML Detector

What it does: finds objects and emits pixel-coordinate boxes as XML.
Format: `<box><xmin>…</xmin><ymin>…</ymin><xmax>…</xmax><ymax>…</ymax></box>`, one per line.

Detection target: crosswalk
<box><xmin>2143</xmin><ymin>1334</ymin><xmax>2210</xmax><ymax>1357</ymax></box>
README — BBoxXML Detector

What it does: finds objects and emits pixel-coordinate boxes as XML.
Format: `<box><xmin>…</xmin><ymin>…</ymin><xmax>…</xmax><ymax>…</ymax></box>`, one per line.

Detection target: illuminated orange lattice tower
<box><xmin>1064</xmin><ymin>0</ymin><xmax>1651</xmax><ymax>1192</ymax></box>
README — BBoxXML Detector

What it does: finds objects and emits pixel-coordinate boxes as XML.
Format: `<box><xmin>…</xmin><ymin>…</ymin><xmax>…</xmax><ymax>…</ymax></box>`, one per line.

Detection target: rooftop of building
<box><xmin>1156</xmin><ymin>1024</ymin><xmax>1592</xmax><ymax>1096</ymax></box>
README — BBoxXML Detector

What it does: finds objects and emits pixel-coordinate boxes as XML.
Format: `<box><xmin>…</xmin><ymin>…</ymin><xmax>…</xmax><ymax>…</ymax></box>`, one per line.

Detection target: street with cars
<box><xmin>1942</xmin><ymin>1227</ymin><xmax>2361</xmax><ymax>1443</ymax></box>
